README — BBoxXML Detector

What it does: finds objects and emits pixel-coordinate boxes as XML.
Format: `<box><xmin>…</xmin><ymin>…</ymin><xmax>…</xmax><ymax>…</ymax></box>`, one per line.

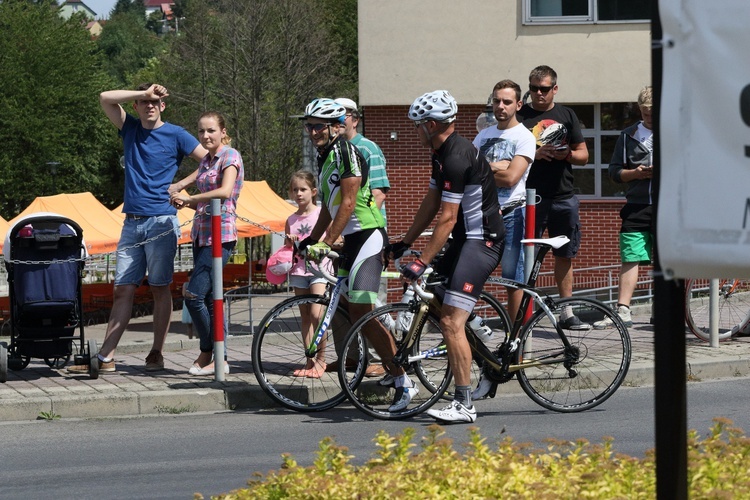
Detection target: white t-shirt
<box><xmin>473</xmin><ymin>122</ymin><xmax>536</xmax><ymax>206</ymax></box>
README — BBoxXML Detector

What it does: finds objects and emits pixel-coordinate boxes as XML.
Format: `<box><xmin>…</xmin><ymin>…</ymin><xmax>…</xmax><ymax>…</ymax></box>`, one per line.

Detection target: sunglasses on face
<box><xmin>304</xmin><ymin>123</ymin><xmax>328</xmax><ymax>133</ymax></box>
<box><xmin>529</xmin><ymin>84</ymin><xmax>554</xmax><ymax>94</ymax></box>
<box><xmin>413</xmin><ymin>119</ymin><xmax>430</xmax><ymax>128</ymax></box>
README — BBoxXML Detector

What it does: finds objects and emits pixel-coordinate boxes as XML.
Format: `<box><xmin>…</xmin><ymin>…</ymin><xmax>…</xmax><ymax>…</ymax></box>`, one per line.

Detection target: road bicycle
<box><xmin>684</xmin><ymin>278</ymin><xmax>750</xmax><ymax>342</ymax></box>
<box><xmin>337</xmin><ymin>236</ymin><xmax>632</xmax><ymax>420</ymax></box>
<box><xmin>251</xmin><ymin>251</ymin><xmax>510</xmax><ymax>412</ymax></box>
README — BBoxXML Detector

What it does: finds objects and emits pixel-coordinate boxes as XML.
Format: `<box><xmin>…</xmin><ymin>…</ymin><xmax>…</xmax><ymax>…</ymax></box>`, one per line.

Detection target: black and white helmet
<box><xmin>304</xmin><ymin>98</ymin><xmax>346</xmax><ymax>123</ymax></box>
<box><xmin>408</xmin><ymin>90</ymin><xmax>458</xmax><ymax>123</ymax></box>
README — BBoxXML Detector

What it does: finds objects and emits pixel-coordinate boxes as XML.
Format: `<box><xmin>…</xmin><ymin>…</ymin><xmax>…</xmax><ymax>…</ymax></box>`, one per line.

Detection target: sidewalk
<box><xmin>2</xmin><ymin>304</ymin><xmax>750</xmax><ymax>421</ymax></box>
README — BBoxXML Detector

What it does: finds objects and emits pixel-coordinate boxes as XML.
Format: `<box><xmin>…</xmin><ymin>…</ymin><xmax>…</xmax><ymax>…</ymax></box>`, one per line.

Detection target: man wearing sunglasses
<box><xmin>387</xmin><ymin>90</ymin><xmax>504</xmax><ymax>423</ymax></box>
<box><xmin>298</xmin><ymin>98</ymin><xmax>416</xmax><ymax>412</ymax></box>
<box><xmin>334</xmin><ymin>97</ymin><xmax>390</xmax><ymax>379</ymax></box>
<box><xmin>517</xmin><ymin>65</ymin><xmax>590</xmax><ymax>330</ymax></box>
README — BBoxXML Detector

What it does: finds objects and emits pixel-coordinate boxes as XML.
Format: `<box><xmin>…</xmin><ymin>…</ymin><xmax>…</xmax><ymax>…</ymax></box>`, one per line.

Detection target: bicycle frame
<box><xmin>395</xmin><ymin>239</ymin><xmax>577</xmax><ymax>375</ymax></box>
<box><xmin>302</xmin><ymin>251</ymin><xmax>402</xmax><ymax>359</ymax></box>
<box><xmin>305</xmin><ymin>274</ymin><xmax>346</xmax><ymax>358</ymax></box>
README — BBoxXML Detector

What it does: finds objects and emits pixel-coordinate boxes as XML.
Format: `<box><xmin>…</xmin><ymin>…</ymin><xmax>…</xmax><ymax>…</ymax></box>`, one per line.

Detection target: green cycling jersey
<box><xmin>317</xmin><ymin>135</ymin><xmax>385</xmax><ymax>236</ymax></box>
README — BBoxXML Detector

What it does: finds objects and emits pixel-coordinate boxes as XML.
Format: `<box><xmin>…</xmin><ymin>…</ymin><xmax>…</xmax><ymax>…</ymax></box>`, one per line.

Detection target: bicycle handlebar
<box><xmin>395</xmin><ymin>249</ymin><xmax>434</xmax><ymax>302</ymax></box>
<box><xmin>303</xmin><ymin>250</ymin><xmax>339</xmax><ymax>284</ymax></box>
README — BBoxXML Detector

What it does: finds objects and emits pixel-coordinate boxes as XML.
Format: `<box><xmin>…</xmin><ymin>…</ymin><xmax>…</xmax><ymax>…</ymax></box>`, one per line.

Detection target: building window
<box><xmin>524</xmin><ymin>0</ymin><xmax>651</xmax><ymax>24</ymax></box>
<box><xmin>563</xmin><ymin>102</ymin><xmax>641</xmax><ymax>198</ymax></box>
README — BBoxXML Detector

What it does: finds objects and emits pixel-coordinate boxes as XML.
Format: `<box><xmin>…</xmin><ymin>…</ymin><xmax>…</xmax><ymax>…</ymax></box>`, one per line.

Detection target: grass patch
<box><xmin>154</xmin><ymin>403</ymin><xmax>198</xmax><ymax>415</ymax></box>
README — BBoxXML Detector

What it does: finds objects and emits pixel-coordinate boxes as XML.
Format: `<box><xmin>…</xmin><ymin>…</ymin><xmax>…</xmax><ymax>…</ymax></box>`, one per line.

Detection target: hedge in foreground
<box><xmin>201</xmin><ymin>418</ymin><xmax>749</xmax><ymax>499</ymax></box>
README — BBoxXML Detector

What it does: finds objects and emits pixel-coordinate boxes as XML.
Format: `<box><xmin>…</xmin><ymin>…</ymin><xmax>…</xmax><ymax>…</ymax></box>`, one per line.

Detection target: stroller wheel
<box><xmin>0</xmin><ymin>342</ymin><xmax>7</xmax><ymax>383</ymax></box>
<box><xmin>44</xmin><ymin>355</ymin><xmax>71</xmax><ymax>369</ymax></box>
<box><xmin>8</xmin><ymin>354</ymin><xmax>30</xmax><ymax>371</ymax></box>
<box><xmin>88</xmin><ymin>339</ymin><xmax>99</xmax><ymax>380</ymax></box>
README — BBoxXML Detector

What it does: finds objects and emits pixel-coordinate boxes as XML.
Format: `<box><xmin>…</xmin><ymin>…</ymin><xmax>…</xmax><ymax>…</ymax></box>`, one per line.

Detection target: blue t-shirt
<box><xmin>119</xmin><ymin>114</ymin><xmax>200</xmax><ymax>216</ymax></box>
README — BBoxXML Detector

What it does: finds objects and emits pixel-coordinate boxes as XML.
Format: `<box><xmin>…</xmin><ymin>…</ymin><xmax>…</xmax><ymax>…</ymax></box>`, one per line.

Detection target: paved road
<box><xmin>3</xmin><ymin>378</ymin><xmax>750</xmax><ymax>499</ymax></box>
<box><xmin>2</xmin><ymin>297</ymin><xmax>750</xmax><ymax>421</ymax></box>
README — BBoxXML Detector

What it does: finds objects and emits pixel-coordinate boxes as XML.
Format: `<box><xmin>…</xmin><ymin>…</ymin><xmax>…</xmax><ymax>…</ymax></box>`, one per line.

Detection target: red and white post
<box><xmin>210</xmin><ymin>198</ymin><xmax>226</xmax><ymax>381</ymax></box>
<box><xmin>523</xmin><ymin>189</ymin><xmax>536</xmax><ymax>323</ymax></box>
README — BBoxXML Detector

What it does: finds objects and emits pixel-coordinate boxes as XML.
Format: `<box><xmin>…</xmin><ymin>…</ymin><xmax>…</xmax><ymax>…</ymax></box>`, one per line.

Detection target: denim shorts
<box><xmin>502</xmin><ymin>207</ymin><xmax>526</xmax><ymax>282</ymax></box>
<box><xmin>289</xmin><ymin>274</ymin><xmax>328</xmax><ymax>290</ymax></box>
<box><xmin>115</xmin><ymin>215</ymin><xmax>179</xmax><ymax>286</ymax></box>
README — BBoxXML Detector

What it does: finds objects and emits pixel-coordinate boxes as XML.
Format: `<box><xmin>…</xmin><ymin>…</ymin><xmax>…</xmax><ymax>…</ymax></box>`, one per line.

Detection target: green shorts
<box><xmin>620</xmin><ymin>231</ymin><xmax>653</xmax><ymax>264</ymax></box>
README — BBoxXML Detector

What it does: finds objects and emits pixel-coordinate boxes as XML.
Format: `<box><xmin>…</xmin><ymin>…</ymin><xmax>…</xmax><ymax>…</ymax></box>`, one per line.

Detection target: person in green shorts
<box><xmin>594</xmin><ymin>86</ymin><xmax>654</xmax><ymax>329</ymax></box>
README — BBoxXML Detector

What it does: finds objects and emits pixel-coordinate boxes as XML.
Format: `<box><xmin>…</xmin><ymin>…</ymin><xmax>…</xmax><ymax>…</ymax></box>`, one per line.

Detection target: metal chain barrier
<box><xmin>5</xmin><ymin>206</ymin><xmax>431</xmax><ymax>266</ymax></box>
<box><xmin>5</xmin><ymin>213</ymin><xmax>197</xmax><ymax>266</ymax></box>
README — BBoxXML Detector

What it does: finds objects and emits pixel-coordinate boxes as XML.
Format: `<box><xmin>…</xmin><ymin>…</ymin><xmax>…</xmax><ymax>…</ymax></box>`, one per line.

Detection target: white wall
<box><xmin>359</xmin><ymin>0</ymin><xmax>651</xmax><ymax>105</ymax></box>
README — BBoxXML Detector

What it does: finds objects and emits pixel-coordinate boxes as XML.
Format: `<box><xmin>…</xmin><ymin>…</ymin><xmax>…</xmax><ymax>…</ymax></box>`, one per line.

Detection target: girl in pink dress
<box><xmin>285</xmin><ymin>171</ymin><xmax>329</xmax><ymax>378</ymax></box>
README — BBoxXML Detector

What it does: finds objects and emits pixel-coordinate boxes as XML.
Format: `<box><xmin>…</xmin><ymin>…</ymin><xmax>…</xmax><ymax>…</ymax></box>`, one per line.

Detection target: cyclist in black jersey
<box><xmin>386</xmin><ymin>90</ymin><xmax>505</xmax><ymax>424</ymax></box>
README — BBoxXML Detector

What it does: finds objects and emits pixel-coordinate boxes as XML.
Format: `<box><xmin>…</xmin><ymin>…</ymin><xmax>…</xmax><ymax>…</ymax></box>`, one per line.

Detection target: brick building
<box><xmin>357</xmin><ymin>1</ymin><xmax>653</xmax><ymax>302</ymax></box>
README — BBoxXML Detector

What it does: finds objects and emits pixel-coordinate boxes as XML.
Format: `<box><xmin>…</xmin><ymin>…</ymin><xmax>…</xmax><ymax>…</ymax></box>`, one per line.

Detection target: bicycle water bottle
<box><xmin>376</xmin><ymin>294</ymin><xmax>396</xmax><ymax>332</ymax></box>
<box><xmin>397</xmin><ymin>288</ymin><xmax>415</xmax><ymax>331</ymax></box>
<box><xmin>468</xmin><ymin>313</ymin><xmax>493</xmax><ymax>343</ymax></box>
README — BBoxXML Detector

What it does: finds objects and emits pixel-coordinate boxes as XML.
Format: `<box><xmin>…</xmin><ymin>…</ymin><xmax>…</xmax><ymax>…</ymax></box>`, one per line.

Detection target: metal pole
<box><xmin>709</xmin><ymin>279</ymin><xmax>719</xmax><ymax>347</ymax></box>
<box><xmin>524</xmin><ymin>188</ymin><xmax>536</xmax><ymax>322</ymax></box>
<box><xmin>652</xmin><ymin>2</ymin><xmax>688</xmax><ymax>496</ymax></box>
<box><xmin>211</xmin><ymin>198</ymin><xmax>226</xmax><ymax>381</ymax></box>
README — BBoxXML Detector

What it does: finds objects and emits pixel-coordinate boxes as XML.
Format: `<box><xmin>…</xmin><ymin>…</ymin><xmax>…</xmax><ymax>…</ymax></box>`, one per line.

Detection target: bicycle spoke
<box><xmin>685</xmin><ymin>279</ymin><xmax>750</xmax><ymax>341</ymax></box>
<box><xmin>516</xmin><ymin>297</ymin><xmax>631</xmax><ymax>412</ymax></box>
<box><xmin>252</xmin><ymin>295</ymin><xmax>352</xmax><ymax>411</ymax></box>
<box><xmin>340</xmin><ymin>303</ymin><xmax>450</xmax><ymax>420</ymax></box>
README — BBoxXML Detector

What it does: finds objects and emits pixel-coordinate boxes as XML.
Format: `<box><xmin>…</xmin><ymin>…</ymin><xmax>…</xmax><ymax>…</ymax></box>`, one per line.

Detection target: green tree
<box><xmin>156</xmin><ymin>0</ymin><xmax>356</xmax><ymax>193</ymax></box>
<box><xmin>0</xmin><ymin>1</ymin><xmax>122</xmax><ymax>218</ymax></box>
<box><xmin>96</xmin><ymin>5</ymin><xmax>165</xmax><ymax>85</ymax></box>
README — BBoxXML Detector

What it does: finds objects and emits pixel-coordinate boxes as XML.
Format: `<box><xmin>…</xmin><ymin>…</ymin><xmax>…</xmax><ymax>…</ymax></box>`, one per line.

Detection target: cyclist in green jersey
<box><xmin>298</xmin><ymin>98</ymin><xmax>416</xmax><ymax>412</ymax></box>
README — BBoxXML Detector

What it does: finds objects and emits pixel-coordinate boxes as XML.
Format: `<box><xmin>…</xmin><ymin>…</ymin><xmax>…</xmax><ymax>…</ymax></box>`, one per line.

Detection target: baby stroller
<box><xmin>0</xmin><ymin>213</ymin><xmax>99</xmax><ymax>382</ymax></box>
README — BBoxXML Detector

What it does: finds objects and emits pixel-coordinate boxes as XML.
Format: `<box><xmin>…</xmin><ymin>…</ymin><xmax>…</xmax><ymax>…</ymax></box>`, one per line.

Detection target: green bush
<box><xmin>202</xmin><ymin>418</ymin><xmax>750</xmax><ymax>499</ymax></box>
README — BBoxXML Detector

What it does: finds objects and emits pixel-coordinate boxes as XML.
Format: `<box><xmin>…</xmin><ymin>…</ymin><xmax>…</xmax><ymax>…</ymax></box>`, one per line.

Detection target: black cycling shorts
<box><xmin>434</xmin><ymin>238</ymin><xmax>503</xmax><ymax>313</ymax></box>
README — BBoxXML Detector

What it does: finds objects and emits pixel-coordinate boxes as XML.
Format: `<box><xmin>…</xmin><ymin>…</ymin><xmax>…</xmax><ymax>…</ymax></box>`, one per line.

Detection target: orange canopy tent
<box><xmin>235</xmin><ymin>181</ymin><xmax>295</xmax><ymax>237</ymax></box>
<box><xmin>7</xmin><ymin>193</ymin><xmax>125</xmax><ymax>255</ymax></box>
<box><xmin>0</xmin><ymin>215</ymin><xmax>9</xmax><ymax>254</ymax></box>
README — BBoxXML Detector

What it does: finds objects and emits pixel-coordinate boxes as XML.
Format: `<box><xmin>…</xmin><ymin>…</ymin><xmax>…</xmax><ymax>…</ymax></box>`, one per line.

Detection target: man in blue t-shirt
<box><xmin>69</xmin><ymin>83</ymin><xmax>206</xmax><ymax>375</ymax></box>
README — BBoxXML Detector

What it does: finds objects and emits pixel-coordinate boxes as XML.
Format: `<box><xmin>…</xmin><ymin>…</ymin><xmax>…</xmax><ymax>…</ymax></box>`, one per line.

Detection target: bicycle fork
<box><xmin>393</xmin><ymin>300</ymin><xmax>437</xmax><ymax>366</ymax></box>
<box><xmin>305</xmin><ymin>276</ymin><xmax>346</xmax><ymax>358</ymax></box>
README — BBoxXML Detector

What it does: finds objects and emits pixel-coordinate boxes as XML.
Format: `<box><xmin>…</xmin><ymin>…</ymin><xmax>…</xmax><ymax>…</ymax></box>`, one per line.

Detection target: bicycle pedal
<box><xmin>488</xmin><ymin>383</ymin><xmax>497</xmax><ymax>399</ymax></box>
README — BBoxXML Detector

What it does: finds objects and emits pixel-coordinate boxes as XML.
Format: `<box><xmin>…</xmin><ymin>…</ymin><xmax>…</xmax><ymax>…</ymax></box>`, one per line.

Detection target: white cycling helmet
<box><xmin>408</xmin><ymin>90</ymin><xmax>458</xmax><ymax>123</ymax></box>
<box><xmin>304</xmin><ymin>98</ymin><xmax>346</xmax><ymax>123</ymax></box>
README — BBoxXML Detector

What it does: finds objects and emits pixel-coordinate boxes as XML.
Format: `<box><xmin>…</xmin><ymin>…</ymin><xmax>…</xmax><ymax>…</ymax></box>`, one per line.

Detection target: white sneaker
<box><xmin>471</xmin><ymin>375</ymin><xmax>496</xmax><ymax>400</ymax></box>
<box><xmin>426</xmin><ymin>400</ymin><xmax>477</xmax><ymax>424</ymax></box>
<box><xmin>559</xmin><ymin>315</ymin><xmax>592</xmax><ymax>330</ymax></box>
<box><xmin>189</xmin><ymin>363</ymin><xmax>230</xmax><ymax>376</ymax></box>
<box><xmin>593</xmin><ymin>305</ymin><xmax>633</xmax><ymax>329</ymax></box>
<box><xmin>388</xmin><ymin>385</ymin><xmax>418</xmax><ymax>412</ymax></box>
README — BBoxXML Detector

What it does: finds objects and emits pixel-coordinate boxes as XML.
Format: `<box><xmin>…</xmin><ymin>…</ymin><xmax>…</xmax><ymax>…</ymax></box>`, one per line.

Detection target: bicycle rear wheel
<box><xmin>685</xmin><ymin>278</ymin><xmax>750</xmax><ymax>341</ymax></box>
<box><xmin>516</xmin><ymin>297</ymin><xmax>631</xmax><ymax>412</ymax></box>
<box><xmin>252</xmin><ymin>294</ymin><xmax>353</xmax><ymax>412</ymax></box>
<box><xmin>339</xmin><ymin>303</ymin><xmax>451</xmax><ymax>420</ymax></box>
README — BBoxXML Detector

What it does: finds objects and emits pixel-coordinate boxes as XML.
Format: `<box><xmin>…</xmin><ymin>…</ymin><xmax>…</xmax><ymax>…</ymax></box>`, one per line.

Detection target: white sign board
<box><xmin>658</xmin><ymin>0</ymin><xmax>750</xmax><ymax>279</ymax></box>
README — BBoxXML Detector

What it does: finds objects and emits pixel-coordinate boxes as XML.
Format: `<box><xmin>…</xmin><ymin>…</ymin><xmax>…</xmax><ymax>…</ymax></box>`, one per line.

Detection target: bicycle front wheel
<box><xmin>252</xmin><ymin>294</ymin><xmax>352</xmax><ymax>412</ymax></box>
<box><xmin>516</xmin><ymin>297</ymin><xmax>631</xmax><ymax>412</ymax></box>
<box><xmin>685</xmin><ymin>278</ymin><xmax>750</xmax><ymax>342</ymax></box>
<box><xmin>339</xmin><ymin>303</ymin><xmax>451</xmax><ymax>420</ymax></box>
